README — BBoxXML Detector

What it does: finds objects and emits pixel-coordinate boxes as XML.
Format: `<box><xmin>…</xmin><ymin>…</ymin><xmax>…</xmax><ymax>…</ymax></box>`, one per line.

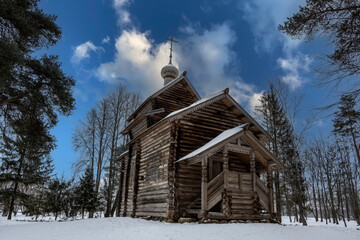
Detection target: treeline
<box><xmin>71</xmin><ymin>85</ymin><xmax>141</xmax><ymax>218</ymax></box>
<box><xmin>256</xmin><ymin>81</ymin><xmax>360</xmax><ymax>226</ymax></box>
<box><xmin>268</xmin><ymin>0</ymin><xmax>360</xmax><ymax>226</ymax></box>
<box><xmin>0</xmin><ymin>84</ymin><xmax>141</xmax><ymax>220</ymax></box>
<box><xmin>0</xmin><ymin>0</ymin><xmax>75</xmax><ymax>220</ymax></box>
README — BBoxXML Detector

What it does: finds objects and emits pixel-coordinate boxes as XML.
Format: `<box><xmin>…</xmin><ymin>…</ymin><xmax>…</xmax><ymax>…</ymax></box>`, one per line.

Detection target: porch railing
<box><xmin>256</xmin><ymin>176</ymin><xmax>270</xmax><ymax>212</ymax></box>
<box><xmin>207</xmin><ymin>172</ymin><xmax>224</xmax><ymax>210</ymax></box>
<box><xmin>204</xmin><ymin>171</ymin><xmax>271</xmax><ymax>213</ymax></box>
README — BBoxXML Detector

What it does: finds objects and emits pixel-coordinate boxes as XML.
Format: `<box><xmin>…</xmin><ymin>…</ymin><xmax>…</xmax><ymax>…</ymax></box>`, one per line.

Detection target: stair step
<box><xmin>232</xmin><ymin>209</ymin><xmax>255</xmax><ymax>215</ymax></box>
<box><xmin>231</xmin><ymin>199</ymin><xmax>254</xmax><ymax>205</ymax></box>
<box><xmin>231</xmin><ymin>204</ymin><xmax>254</xmax><ymax>210</ymax></box>
<box><xmin>232</xmin><ymin>194</ymin><xmax>255</xmax><ymax>200</ymax></box>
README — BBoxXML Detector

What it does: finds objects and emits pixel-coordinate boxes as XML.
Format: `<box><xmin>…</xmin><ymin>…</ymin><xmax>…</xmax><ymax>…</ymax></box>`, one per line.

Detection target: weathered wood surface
<box><xmin>256</xmin><ymin>176</ymin><xmax>270</xmax><ymax>213</ymax></box>
<box><xmin>126</xmin><ymin>79</ymin><xmax>199</xmax><ymax>141</ymax></box>
<box><xmin>206</xmin><ymin>172</ymin><xmax>224</xmax><ymax>211</ymax></box>
<box><xmin>118</xmin><ymin>80</ymin><xmax>280</xmax><ymax>221</ymax></box>
<box><xmin>134</xmin><ymin>123</ymin><xmax>172</xmax><ymax>217</ymax></box>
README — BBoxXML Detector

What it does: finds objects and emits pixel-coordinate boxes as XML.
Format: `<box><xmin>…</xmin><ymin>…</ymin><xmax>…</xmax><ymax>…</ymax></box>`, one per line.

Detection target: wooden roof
<box><xmin>165</xmin><ymin>89</ymin><xmax>272</xmax><ymax>141</ymax></box>
<box><xmin>176</xmin><ymin>124</ymin><xmax>285</xmax><ymax>170</ymax></box>
<box><xmin>126</xmin><ymin>73</ymin><xmax>200</xmax><ymax>122</ymax></box>
<box><xmin>177</xmin><ymin>124</ymin><xmax>249</xmax><ymax>162</ymax></box>
<box><xmin>126</xmin><ymin>88</ymin><xmax>273</xmax><ymax>145</ymax></box>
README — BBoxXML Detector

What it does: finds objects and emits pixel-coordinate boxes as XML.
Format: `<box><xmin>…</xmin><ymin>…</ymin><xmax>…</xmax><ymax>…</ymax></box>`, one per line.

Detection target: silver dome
<box><xmin>161</xmin><ymin>64</ymin><xmax>179</xmax><ymax>85</ymax></box>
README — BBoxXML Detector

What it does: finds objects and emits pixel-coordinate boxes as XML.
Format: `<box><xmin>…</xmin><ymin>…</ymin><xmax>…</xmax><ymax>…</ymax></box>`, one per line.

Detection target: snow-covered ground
<box><xmin>0</xmin><ymin>216</ymin><xmax>359</xmax><ymax>240</ymax></box>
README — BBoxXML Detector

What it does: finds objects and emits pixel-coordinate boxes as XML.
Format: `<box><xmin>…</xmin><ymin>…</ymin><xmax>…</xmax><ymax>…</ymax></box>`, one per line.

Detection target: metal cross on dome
<box><xmin>166</xmin><ymin>37</ymin><xmax>178</xmax><ymax>65</ymax></box>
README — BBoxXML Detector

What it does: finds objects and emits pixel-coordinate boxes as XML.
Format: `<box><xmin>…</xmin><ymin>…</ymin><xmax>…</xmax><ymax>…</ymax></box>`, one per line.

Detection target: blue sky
<box><xmin>39</xmin><ymin>0</ymin><xmax>337</xmax><ymax>177</ymax></box>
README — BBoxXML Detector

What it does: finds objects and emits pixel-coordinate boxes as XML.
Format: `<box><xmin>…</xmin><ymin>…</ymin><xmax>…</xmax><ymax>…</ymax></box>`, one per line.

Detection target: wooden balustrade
<box><xmin>199</xmin><ymin>169</ymin><xmax>271</xmax><ymax>215</ymax></box>
<box><xmin>207</xmin><ymin>172</ymin><xmax>224</xmax><ymax>210</ymax></box>
<box><xmin>256</xmin><ymin>176</ymin><xmax>270</xmax><ymax>213</ymax></box>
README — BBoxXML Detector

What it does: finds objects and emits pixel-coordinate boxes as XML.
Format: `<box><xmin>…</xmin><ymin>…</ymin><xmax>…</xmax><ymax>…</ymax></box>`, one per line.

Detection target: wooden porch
<box><xmin>177</xmin><ymin>126</ymin><xmax>281</xmax><ymax>221</ymax></box>
<box><xmin>191</xmin><ymin>148</ymin><xmax>275</xmax><ymax>220</ymax></box>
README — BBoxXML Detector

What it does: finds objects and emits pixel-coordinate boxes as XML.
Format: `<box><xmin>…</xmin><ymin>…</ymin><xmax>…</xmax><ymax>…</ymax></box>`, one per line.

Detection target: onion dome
<box><xmin>161</xmin><ymin>63</ymin><xmax>179</xmax><ymax>85</ymax></box>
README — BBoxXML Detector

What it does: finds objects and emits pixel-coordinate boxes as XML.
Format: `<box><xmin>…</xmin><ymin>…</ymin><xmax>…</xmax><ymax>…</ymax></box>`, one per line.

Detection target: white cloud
<box><xmin>239</xmin><ymin>0</ymin><xmax>315</xmax><ymax>89</ymax></box>
<box><xmin>97</xmin><ymin>23</ymin><xmax>262</xmax><ymax>112</ymax></box>
<box><xmin>177</xmin><ymin>23</ymin><xmax>237</xmax><ymax>95</ymax></box>
<box><xmin>277</xmin><ymin>54</ymin><xmax>313</xmax><ymax>90</ymax></box>
<box><xmin>249</xmin><ymin>92</ymin><xmax>264</xmax><ymax>114</ymax></box>
<box><xmin>71</xmin><ymin>41</ymin><xmax>99</xmax><ymax>64</ymax></box>
<box><xmin>102</xmin><ymin>35</ymin><xmax>111</xmax><ymax>44</ymax></box>
<box><xmin>113</xmin><ymin>0</ymin><xmax>131</xmax><ymax>25</ymax></box>
<box><xmin>97</xmin><ymin>29</ymin><xmax>170</xmax><ymax>92</ymax></box>
<box><xmin>240</xmin><ymin>0</ymin><xmax>305</xmax><ymax>54</ymax></box>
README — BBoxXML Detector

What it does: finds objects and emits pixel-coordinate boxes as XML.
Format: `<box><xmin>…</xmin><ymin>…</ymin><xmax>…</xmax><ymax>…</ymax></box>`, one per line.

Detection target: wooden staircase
<box><xmin>185</xmin><ymin>197</ymin><xmax>201</xmax><ymax>215</ymax></box>
<box><xmin>229</xmin><ymin>192</ymin><xmax>257</xmax><ymax>215</ymax></box>
<box><xmin>184</xmin><ymin>171</ymin><xmax>273</xmax><ymax>220</ymax></box>
<box><xmin>256</xmin><ymin>176</ymin><xmax>271</xmax><ymax>213</ymax></box>
<box><xmin>207</xmin><ymin>172</ymin><xmax>224</xmax><ymax>210</ymax></box>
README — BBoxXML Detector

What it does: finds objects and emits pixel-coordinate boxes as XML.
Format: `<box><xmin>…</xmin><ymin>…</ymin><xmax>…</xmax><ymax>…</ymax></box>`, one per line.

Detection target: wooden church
<box><xmin>116</xmin><ymin>45</ymin><xmax>285</xmax><ymax>222</ymax></box>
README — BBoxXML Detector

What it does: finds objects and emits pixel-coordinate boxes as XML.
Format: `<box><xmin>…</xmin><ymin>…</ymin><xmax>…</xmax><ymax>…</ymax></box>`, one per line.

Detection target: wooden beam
<box><xmin>199</xmin><ymin>158</ymin><xmax>208</xmax><ymax>219</ymax></box>
<box><xmin>250</xmin><ymin>150</ymin><xmax>256</xmax><ymax>192</ymax></box>
<box><xmin>227</xmin><ymin>143</ymin><xmax>252</xmax><ymax>154</ymax></box>
<box><xmin>223</xmin><ymin>146</ymin><xmax>229</xmax><ymax>190</ymax></box>
<box><xmin>254</xmin><ymin>149</ymin><xmax>268</xmax><ymax>166</ymax></box>
<box><xmin>144</xmin><ymin>108</ymin><xmax>165</xmax><ymax>116</ymax></box>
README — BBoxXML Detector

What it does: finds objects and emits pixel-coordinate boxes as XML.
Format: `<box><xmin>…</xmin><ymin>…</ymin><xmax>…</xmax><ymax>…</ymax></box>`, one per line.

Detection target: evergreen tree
<box><xmin>0</xmin><ymin>0</ymin><xmax>74</xmax><ymax>220</ymax></box>
<box><xmin>333</xmin><ymin>94</ymin><xmax>360</xmax><ymax>165</ymax></box>
<box><xmin>74</xmin><ymin>167</ymin><xmax>98</xmax><ymax>218</ymax></box>
<box><xmin>256</xmin><ymin>83</ymin><xmax>308</xmax><ymax>225</ymax></box>
<box><xmin>280</xmin><ymin>122</ymin><xmax>308</xmax><ymax>225</ymax></box>
<box><xmin>45</xmin><ymin>177</ymin><xmax>70</xmax><ymax>220</ymax></box>
<box><xmin>256</xmin><ymin>84</ymin><xmax>287</xmax><ymax>223</ymax></box>
<box><xmin>279</xmin><ymin>0</ymin><xmax>360</xmax><ymax>97</ymax></box>
<box><xmin>0</xmin><ymin>114</ymin><xmax>54</xmax><ymax>219</ymax></box>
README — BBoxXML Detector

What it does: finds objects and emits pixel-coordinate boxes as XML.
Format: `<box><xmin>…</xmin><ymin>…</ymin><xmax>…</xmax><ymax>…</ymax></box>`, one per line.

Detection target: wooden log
<box><xmin>166</xmin><ymin>121</ymin><xmax>180</xmax><ymax>220</ymax></box>
<box><xmin>122</xmin><ymin>145</ymin><xmax>132</xmax><ymax>217</ymax></box>
<box><xmin>132</xmin><ymin>141</ymin><xmax>141</xmax><ymax>217</ymax></box>
<box><xmin>250</xmin><ymin>150</ymin><xmax>256</xmax><ymax>192</ymax></box>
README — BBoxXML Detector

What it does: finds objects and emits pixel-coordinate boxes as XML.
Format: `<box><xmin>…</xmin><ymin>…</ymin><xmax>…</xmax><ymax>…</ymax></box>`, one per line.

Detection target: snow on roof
<box><xmin>117</xmin><ymin>150</ymin><xmax>129</xmax><ymax>159</ymax></box>
<box><xmin>166</xmin><ymin>89</ymin><xmax>227</xmax><ymax>119</ymax></box>
<box><xmin>177</xmin><ymin>123</ymin><xmax>249</xmax><ymax>162</ymax></box>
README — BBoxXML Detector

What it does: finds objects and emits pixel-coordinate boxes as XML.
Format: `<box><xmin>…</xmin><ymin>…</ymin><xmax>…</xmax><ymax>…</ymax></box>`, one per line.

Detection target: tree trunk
<box><xmin>7</xmin><ymin>152</ymin><xmax>25</xmax><ymax>220</ymax></box>
<box><xmin>275</xmin><ymin>172</ymin><xmax>282</xmax><ymax>223</ymax></box>
<box><xmin>317</xmin><ymin>181</ymin><xmax>323</xmax><ymax>222</ymax></box>
<box><xmin>312</xmin><ymin>182</ymin><xmax>318</xmax><ymax>221</ymax></box>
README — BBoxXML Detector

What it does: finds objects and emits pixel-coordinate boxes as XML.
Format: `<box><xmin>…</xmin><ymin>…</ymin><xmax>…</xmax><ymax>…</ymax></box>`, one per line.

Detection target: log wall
<box><xmin>134</xmin><ymin>122</ymin><xmax>172</xmax><ymax>217</ymax></box>
<box><xmin>155</xmin><ymin>80</ymin><xmax>198</xmax><ymax>120</ymax></box>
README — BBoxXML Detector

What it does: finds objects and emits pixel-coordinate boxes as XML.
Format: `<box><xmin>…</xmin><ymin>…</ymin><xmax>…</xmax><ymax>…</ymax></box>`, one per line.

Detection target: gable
<box><xmin>127</xmin><ymin>73</ymin><xmax>200</xmax><ymax>122</ymax></box>
<box><xmin>165</xmin><ymin>89</ymin><xmax>271</xmax><ymax>141</ymax></box>
<box><xmin>176</xmin><ymin>124</ymin><xmax>285</xmax><ymax>170</ymax></box>
<box><xmin>125</xmin><ymin>88</ymin><xmax>272</xmax><ymax>144</ymax></box>
<box><xmin>122</xmin><ymin>74</ymin><xmax>201</xmax><ymax>137</ymax></box>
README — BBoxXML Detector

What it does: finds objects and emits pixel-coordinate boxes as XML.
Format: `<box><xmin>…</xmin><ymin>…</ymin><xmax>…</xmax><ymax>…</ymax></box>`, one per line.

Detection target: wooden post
<box><xmin>267</xmin><ymin>163</ymin><xmax>274</xmax><ymax>214</ymax></box>
<box><xmin>132</xmin><ymin>141</ymin><xmax>141</xmax><ymax>218</ymax></box>
<box><xmin>250</xmin><ymin>150</ymin><xmax>256</xmax><ymax>192</ymax></box>
<box><xmin>223</xmin><ymin>146</ymin><xmax>229</xmax><ymax>189</ymax></box>
<box><xmin>222</xmin><ymin>146</ymin><xmax>230</xmax><ymax>216</ymax></box>
<box><xmin>167</xmin><ymin>121</ymin><xmax>180</xmax><ymax>221</ymax></box>
<box><xmin>199</xmin><ymin>157</ymin><xmax>208</xmax><ymax>219</ymax></box>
